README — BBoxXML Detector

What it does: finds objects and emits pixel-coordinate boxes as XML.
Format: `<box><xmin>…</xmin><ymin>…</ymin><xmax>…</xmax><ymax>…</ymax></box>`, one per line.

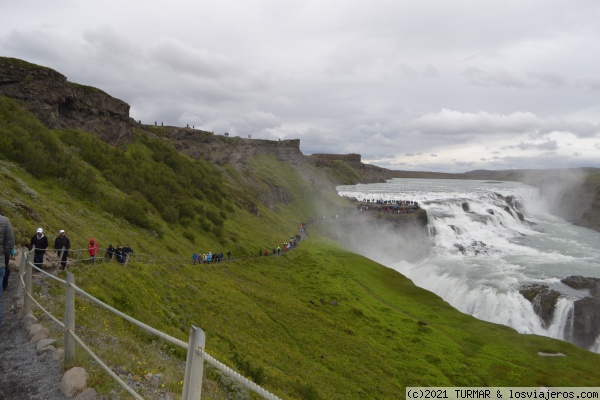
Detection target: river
<box><xmin>336</xmin><ymin>178</ymin><xmax>600</xmax><ymax>353</ymax></box>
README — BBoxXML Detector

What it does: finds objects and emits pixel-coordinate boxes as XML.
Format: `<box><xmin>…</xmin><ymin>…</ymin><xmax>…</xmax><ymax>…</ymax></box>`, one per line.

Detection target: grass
<box><xmin>30</xmin><ymin>236</ymin><xmax>600</xmax><ymax>399</ymax></box>
<box><xmin>3</xmin><ymin>96</ymin><xmax>600</xmax><ymax>399</ymax></box>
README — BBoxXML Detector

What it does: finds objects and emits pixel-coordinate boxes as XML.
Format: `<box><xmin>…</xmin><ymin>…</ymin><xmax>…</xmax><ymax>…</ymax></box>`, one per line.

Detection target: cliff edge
<box><xmin>0</xmin><ymin>57</ymin><xmax>134</xmax><ymax>146</ymax></box>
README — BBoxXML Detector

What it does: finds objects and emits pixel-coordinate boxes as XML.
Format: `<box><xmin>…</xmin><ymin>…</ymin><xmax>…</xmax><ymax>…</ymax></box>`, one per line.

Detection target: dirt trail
<box><xmin>0</xmin><ymin>270</ymin><xmax>68</xmax><ymax>400</ymax></box>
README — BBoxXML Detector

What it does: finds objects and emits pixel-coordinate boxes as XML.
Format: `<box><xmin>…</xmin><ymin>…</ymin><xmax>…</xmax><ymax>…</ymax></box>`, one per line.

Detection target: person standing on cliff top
<box><xmin>30</xmin><ymin>228</ymin><xmax>48</xmax><ymax>268</ymax></box>
<box><xmin>0</xmin><ymin>213</ymin><xmax>15</xmax><ymax>325</ymax></box>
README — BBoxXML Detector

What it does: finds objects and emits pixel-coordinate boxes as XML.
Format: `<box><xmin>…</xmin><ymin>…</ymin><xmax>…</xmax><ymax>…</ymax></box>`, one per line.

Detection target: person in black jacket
<box><xmin>122</xmin><ymin>244</ymin><xmax>133</xmax><ymax>261</ymax></box>
<box><xmin>114</xmin><ymin>245</ymin><xmax>125</xmax><ymax>263</ymax></box>
<box><xmin>1</xmin><ymin>212</ymin><xmax>15</xmax><ymax>325</ymax></box>
<box><xmin>107</xmin><ymin>244</ymin><xmax>115</xmax><ymax>261</ymax></box>
<box><xmin>54</xmin><ymin>229</ymin><xmax>70</xmax><ymax>270</ymax></box>
<box><xmin>30</xmin><ymin>228</ymin><xmax>48</xmax><ymax>268</ymax></box>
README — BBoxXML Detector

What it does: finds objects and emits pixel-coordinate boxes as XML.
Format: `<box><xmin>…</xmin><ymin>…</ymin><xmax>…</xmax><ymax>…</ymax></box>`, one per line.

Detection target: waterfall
<box><xmin>337</xmin><ymin>178</ymin><xmax>600</xmax><ymax>353</ymax></box>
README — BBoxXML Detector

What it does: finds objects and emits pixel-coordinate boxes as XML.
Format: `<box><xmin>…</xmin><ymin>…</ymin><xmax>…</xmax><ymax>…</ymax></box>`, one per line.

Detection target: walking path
<box><xmin>0</xmin><ymin>225</ymin><xmax>311</xmax><ymax>399</ymax></box>
<box><xmin>0</xmin><ymin>271</ymin><xmax>68</xmax><ymax>400</ymax></box>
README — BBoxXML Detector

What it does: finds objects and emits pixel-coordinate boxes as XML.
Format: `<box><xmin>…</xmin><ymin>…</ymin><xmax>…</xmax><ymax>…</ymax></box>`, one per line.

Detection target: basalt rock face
<box><xmin>519</xmin><ymin>284</ymin><xmax>561</xmax><ymax>328</ymax></box>
<box><xmin>0</xmin><ymin>57</ymin><xmax>134</xmax><ymax>146</ymax></box>
<box><xmin>561</xmin><ymin>276</ymin><xmax>600</xmax><ymax>349</ymax></box>
<box><xmin>520</xmin><ymin>277</ymin><xmax>600</xmax><ymax>350</ymax></box>
<box><xmin>162</xmin><ymin>127</ymin><xmax>304</xmax><ymax>166</ymax></box>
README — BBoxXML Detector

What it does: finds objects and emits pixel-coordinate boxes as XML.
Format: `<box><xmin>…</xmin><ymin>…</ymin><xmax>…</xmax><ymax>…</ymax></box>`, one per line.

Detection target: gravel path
<box><xmin>0</xmin><ymin>271</ymin><xmax>68</xmax><ymax>400</ymax></box>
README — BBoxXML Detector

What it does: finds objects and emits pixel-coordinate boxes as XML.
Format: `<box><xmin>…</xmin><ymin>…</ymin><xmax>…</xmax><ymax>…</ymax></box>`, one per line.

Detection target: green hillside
<box><xmin>2</xmin><ymin>96</ymin><xmax>600</xmax><ymax>399</ymax></box>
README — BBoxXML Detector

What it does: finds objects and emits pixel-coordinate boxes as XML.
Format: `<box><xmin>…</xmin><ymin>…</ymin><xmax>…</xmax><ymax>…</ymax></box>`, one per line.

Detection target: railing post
<box><xmin>182</xmin><ymin>326</ymin><xmax>205</xmax><ymax>400</ymax></box>
<box><xmin>18</xmin><ymin>247</ymin><xmax>27</xmax><ymax>282</ymax></box>
<box><xmin>64</xmin><ymin>272</ymin><xmax>76</xmax><ymax>363</ymax></box>
<box><xmin>75</xmin><ymin>249</ymin><xmax>81</xmax><ymax>266</ymax></box>
<box><xmin>55</xmin><ymin>247</ymin><xmax>65</xmax><ymax>274</ymax></box>
<box><xmin>23</xmin><ymin>247</ymin><xmax>34</xmax><ymax>317</ymax></box>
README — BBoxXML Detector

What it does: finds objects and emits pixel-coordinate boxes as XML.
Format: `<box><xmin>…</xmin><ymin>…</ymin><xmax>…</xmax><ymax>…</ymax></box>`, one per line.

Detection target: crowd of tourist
<box><xmin>27</xmin><ymin>227</ymin><xmax>135</xmax><ymax>269</ymax></box>
<box><xmin>191</xmin><ymin>224</ymin><xmax>307</xmax><ymax>265</ymax></box>
<box><xmin>361</xmin><ymin>198</ymin><xmax>419</xmax><ymax>207</ymax></box>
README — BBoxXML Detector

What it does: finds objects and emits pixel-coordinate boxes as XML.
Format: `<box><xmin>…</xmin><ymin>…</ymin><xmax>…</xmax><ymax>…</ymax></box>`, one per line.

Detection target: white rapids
<box><xmin>337</xmin><ymin>178</ymin><xmax>600</xmax><ymax>353</ymax></box>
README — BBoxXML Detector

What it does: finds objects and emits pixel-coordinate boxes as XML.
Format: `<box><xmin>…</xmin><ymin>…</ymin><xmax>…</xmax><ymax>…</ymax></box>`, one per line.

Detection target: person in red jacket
<box><xmin>88</xmin><ymin>238</ymin><xmax>99</xmax><ymax>264</ymax></box>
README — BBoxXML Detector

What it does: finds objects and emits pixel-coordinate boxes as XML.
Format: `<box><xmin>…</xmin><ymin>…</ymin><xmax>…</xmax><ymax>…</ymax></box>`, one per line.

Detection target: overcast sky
<box><xmin>2</xmin><ymin>0</ymin><xmax>600</xmax><ymax>172</ymax></box>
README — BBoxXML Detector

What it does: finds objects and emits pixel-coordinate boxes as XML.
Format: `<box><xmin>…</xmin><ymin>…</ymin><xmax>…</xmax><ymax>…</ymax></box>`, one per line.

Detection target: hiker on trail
<box><xmin>277</xmin><ymin>246</ymin><xmax>281</xmax><ymax>255</ymax></box>
<box><xmin>88</xmin><ymin>238</ymin><xmax>99</xmax><ymax>264</ymax></box>
<box><xmin>227</xmin><ymin>251</ymin><xmax>231</xmax><ymax>260</ymax></box>
<box><xmin>123</xmin><ymin>244</ymin><xmax>133</xmax><ymax>261</ymax></box>
<box><xmin>54</xmin><ymin>229</ymin><xmax>70</xmax><ymax>270</ymax></box>
<box><xmin>30</xmin><ymin>228</ymin><xmax>48</xmax><ymax>268</ymax></box>
<box><xmin>0</xmin><ymin>212</ymin><xmax>15</xmax><ymax>325</ymax></box>
<box><xmin>114</xmin><ymin>245</ymin><xmax>125</xmax><ymax>263</ymax></box>
<box><xmin>192</xmin><ymin>252</ymin><xmax>198</xmax><ymax>265</ymax></box>
<box><xmin>107</xmin><ymin>244</ymin><xmax>115</xmax><ymax>260</ymax></box>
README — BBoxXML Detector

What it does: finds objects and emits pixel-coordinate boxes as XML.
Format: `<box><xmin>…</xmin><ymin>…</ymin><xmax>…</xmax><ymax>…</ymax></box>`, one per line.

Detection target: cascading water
<box><xmin>337</xmin><ymin>178</ymin><xmax>600</xmax><ymax>353</ymax></box>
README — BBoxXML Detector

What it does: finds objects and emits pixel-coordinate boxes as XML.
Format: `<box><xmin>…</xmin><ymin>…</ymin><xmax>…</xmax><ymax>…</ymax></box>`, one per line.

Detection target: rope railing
<box><xmin>201</xmin><ymin>351</ymin><xmax>281</xmax><ymax>400</ymax></box>
<box><xmin>69</xmin><ymin>281</ymin><xmax>189</xmax><ymax>350</ymax></box>
<box><xmin>20</xmin><ymin>247</ymin><xmax>283</xmax><ymax>400</ymax></box>
<box><xmin>67</xmin><ymin>327</ymin><xmax>144</xmax><ymax>400</ymax></box>
<box><xmin>24</xmin><ymin>241</ymin><xmax>307</xmax><ymax>272</ymax></box>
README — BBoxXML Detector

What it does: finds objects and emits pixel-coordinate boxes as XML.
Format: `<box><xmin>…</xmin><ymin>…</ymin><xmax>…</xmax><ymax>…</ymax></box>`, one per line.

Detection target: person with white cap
<box><xmin>30</xmin><ymin>227</ymin><xmax>48</xmax><ymax>268</ymax></box>
<box><xmin>54</xmin><ymin>229</ymin><xmax>70</xmax><ymax>270</ymax></box>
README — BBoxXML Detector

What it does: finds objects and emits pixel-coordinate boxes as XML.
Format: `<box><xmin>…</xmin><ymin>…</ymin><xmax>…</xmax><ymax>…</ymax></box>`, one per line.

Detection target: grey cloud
<box><xmin>405</xmin><ymin>109</ymin><xmax>600</xmax><ymax>139</ymax></box>
<box><xmin>502</xmin><ymin>140</ymin><xmax>558</xmax><ymax>151</ymax></box>
<box><xmin>408</xmin><ymin>109</ymin><xmax>542</xmax><ymax>136</ymax></box>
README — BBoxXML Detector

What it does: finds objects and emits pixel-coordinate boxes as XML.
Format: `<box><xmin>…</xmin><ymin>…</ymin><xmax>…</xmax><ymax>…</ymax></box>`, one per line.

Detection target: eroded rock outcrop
<box><xmin>0</xmin><ymin>57</ymin><xmax>134</xmax><ymax>145</ymax></box>
<box><xmin>519</xmin><ymin>284</ymin><xmax>561</xmax><ymax>327</ymax></box>
<box><xmin>561</xmin><ymin>276</ymin><xmax>600</xmax><ymax>349</ymax></box>
<box><xmin>520</xmin><ymin>277</ymin><xmax>600</xmax><ymax>349</ymax></box>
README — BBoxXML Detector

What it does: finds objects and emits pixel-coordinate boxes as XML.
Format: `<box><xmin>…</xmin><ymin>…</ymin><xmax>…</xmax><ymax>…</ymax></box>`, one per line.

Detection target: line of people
<box><xmin>192</xmin><ymin>251</ymin><xmax>229</xmax><ymax>264</ymax></box>
<box><xmin>191</xmin><ymin>224</ymin><xmax>308</xmax><ymax>265</ymax></box>
<box><xmin>106</xmin><ymin>244</ymin><xmax>134</xmax><ymax>264</ymax></box>
<box><xmin>29</xmin><ymin>227</ymin><xmax>134</xmax><ymax>268</ymax></box>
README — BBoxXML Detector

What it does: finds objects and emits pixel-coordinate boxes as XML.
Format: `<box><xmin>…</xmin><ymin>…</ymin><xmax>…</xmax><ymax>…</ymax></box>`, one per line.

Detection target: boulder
<box><xmin>519</xmin><ymin>284</ymin><xmax>561</xmax><ymax>327</ymax></box>
<box><xmin>28</xmin><ymin>323</ymin><xmax>45</xmax><ymax>337</ymax></box>
<box><xmin>38</xmin><ymin>344</ymin><xmax>56</xmax><ymax>356</ymax></box>
<box><xmin>36</xmin><ymin>338</ymin><xmax>56</xmax><ymax>352</ymax></box>
<box><xmin>30</xmin><ymin>330</ymin><xmax>49</xmax><ymax>343</ymax></box>
<box><xmin>74</xmin><ymin>387</ymin><xmax>96</xmax><ymax>400</ymax></box>
<box><xmin>561</xmin><ymin>276</ymin><xmax>600</xmax><ymax>291</ymax></box>
<box><xmin>60</xmin><ymin>367</ymin><xmax>87</xmax><ymax>398</ymax></box>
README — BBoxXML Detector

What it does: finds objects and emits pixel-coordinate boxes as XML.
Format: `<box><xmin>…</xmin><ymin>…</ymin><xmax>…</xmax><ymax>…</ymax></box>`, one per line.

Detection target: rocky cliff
<box><xmin>521</xmin><ymin>277</ymin><xmax>600</xmax><ymax>350</ymax></box>
<box><xmin>0</xmin><ymin>57</ymin><xmax>134</xmax><ymax>145</ymax></box>
<box><xmin>159</xmin><ymin>126</ymin><xmax>305</xmax><ymax>167</ymax></box>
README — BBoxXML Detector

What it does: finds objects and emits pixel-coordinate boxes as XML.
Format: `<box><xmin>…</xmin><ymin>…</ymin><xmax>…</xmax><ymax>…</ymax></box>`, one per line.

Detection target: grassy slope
<box><xmin>47</xmin><ymin>239</ymin><xmax>600</xmax><ymax>399</ymax></box>
<box><xmin>2</xmin><ymin>99</ymin><xmax>600</xmax><ymax>399</ymax></box>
